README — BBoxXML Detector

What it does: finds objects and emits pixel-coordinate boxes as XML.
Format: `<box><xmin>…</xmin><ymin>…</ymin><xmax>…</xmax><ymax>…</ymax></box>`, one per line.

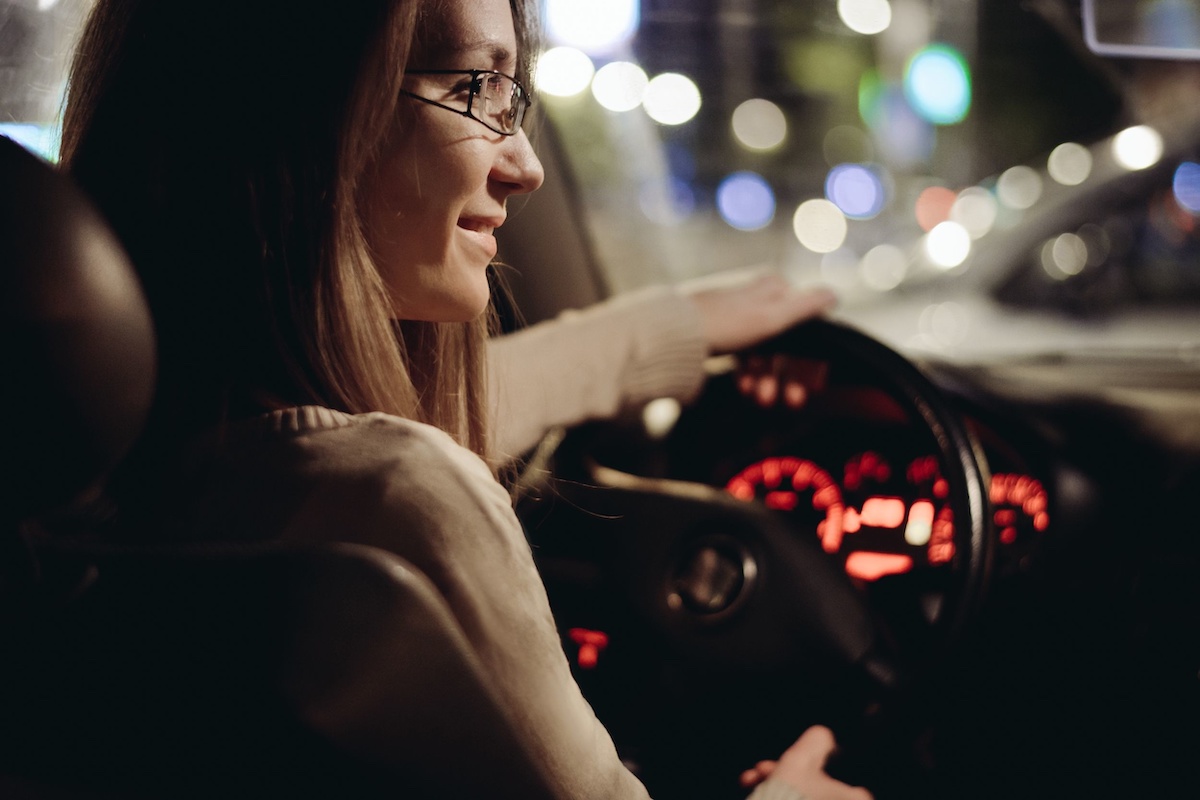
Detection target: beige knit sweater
<box><xmin>167</xmin><ymin>286</ymin><xmax>805</xmax><ymax>800</ymax></box>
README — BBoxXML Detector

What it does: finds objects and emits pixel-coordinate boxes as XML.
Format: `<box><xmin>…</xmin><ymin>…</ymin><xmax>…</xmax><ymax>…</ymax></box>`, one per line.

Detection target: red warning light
<box><xmin>846</xmin><ymin>551</ymin><xmax>914</xmax><ymax>581</ymax></box>
<box><xmin>568</xmin><ymin>628</ymin><xmax>609</xmax><ymax>670</ymax></box>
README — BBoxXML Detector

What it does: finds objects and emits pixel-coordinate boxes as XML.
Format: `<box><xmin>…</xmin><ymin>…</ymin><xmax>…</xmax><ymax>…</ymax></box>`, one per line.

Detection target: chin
<box><xmin>392</xmin><ymin>280</ymin><xmax>491</xmax><ymax>323</ymax></box>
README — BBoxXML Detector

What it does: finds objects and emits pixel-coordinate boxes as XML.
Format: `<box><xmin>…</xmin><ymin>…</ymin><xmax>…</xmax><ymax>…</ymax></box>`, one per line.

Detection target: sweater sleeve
<box><xmin>486</xmin><ymin>285</ymin><xmax>708</xmax><ymax>460</ymax></box>
<box><xmin>279</xmin><ymin>415</ymin><xmax>653</xmax><ymax>800</ymax></box>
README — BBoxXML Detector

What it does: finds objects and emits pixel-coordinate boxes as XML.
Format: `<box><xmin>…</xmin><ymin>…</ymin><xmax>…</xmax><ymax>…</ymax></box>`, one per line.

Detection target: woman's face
<box><xmin>361</xmin><ymin>0</ymin><xmax>544</xmax><ymax>322</ymax></box>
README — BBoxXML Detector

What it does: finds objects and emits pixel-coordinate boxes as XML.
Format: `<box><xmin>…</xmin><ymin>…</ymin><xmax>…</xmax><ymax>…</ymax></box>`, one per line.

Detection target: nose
<box><xmin>491</xmin><ymin>129</ymin><xmax>544</xmax><ymax>196</ymax></box>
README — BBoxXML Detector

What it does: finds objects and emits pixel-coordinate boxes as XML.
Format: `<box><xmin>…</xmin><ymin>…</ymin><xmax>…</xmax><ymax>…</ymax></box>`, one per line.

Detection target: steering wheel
<box><xmin>517</xmin><ymin>319</ymin><xmax>993</xmax><ymax>798</ymax></box>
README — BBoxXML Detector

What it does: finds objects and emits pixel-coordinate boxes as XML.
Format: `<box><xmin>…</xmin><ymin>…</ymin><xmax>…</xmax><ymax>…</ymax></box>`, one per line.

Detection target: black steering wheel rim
<box><xmin>518</xmin><ymin>318</ymin><xmax>994</xmax><ymax>797</ymax></box>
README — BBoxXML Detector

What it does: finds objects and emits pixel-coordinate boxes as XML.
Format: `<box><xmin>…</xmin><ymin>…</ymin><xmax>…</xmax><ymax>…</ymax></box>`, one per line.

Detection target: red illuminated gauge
<box><xmin>905</xmin><ymin>455</ymin><xmax>956</xmax><ymax>566</ymax></box>
<box><xmin>990</xmin><ymin>473</ymin><xmax>1049</xmax><ymax>545</ymax></box>
<box><xmin>834</xmin><ymin>452</ymin><xmax>956</xmax><ymax>580</ymax></box>
<box><xmin>725</xmin><ymin>458</ymin><xmax>845</xmax><ymax>553</ymax></box>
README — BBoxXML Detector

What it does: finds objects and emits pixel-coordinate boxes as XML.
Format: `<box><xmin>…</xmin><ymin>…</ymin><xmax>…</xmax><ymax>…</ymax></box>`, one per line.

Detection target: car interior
<box><xmin>2</xmin><ymin>0</ymin><xmax>1198</xmax><ymax>798</ymax></box>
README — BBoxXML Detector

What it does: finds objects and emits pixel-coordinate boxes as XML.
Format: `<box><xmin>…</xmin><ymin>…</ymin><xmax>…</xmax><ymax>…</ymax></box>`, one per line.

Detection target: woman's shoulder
<box><xmin>255</xmin><ymin>405</ymin><xmax>490</xmax><ymax>475</ymax></box>
<box><xmin>246</xmin><ymin>407</ymin><xmax>527</xmax><ymax>574</ymax></box>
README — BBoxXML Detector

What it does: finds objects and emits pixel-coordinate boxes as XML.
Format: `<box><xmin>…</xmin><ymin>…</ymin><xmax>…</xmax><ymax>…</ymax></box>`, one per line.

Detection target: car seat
<box><xmin>0</xmin><ymin>135</ymin><xmax>559</xmax><ymax>799</ymax></box>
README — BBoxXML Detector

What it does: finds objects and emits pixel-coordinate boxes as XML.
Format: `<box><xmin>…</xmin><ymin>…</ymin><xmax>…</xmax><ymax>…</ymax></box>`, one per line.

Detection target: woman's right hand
<box><xmin>740</xmin><ymin>726</ymin><xmax>873</xmax><ymax>800</ymax></box>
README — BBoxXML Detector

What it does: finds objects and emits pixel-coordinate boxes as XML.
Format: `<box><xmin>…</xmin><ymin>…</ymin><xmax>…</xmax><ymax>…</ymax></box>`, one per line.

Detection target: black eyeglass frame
<box><xmin>401</xmin><ymin>69</ymin><xmax>531</xmax><ymax>136</ymax></box>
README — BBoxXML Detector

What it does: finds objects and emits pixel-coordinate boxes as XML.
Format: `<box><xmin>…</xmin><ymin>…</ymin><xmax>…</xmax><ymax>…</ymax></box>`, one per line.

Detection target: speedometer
<box><xmin>726</xmin><ymin>450</ymin><xmax>957</xmax><ymax>582</ymax></box>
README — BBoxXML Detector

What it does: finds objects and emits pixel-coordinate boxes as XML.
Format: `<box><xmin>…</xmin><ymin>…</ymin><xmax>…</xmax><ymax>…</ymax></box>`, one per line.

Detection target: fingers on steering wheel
<box><xmin>738</xmin><ymin>759</ymin><xmax>778</xmax><ymax>788</ymax></box>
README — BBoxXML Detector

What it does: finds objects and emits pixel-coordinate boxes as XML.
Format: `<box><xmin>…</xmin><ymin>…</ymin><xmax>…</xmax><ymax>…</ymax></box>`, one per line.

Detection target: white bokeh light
<box><xmin>544</xmin><ymin>0</ymin><xmax>639</xmax><ymax>56</ymax></box>
<box><xmin>643</xmin><ymin>73</ymin><xmax>702</xmax><ymax>125</ymax></box>
<box><xmin>921</xmin><ymin>302</ymin><xmax>970</xmax><ymax>347</ymax></box>
<box><xmin>950</xmin><ymin>186</ymin><xmax>997</xmax><ymax>239</ymax></box>
<box><xmin>642</xmin><ymin>397</ymin><xmax>682</xmax><ymax>439</ymax></box>
<box><xmin>924</xmin><ymin>221</ymin><xmax>971</xmax><ymax>269</ymax></box>
<box><xmin>1112</xmin><ymin>125</ymin><xmax>1164</xmax><ymax>171</ymax></box>
<box><xmin>837</xmin><ymin>0</ymin><xmax>893</xmax><ymax>35</ymax></box>
<box><xmin>591</xmin><ymin>61</ymin><xmax>648</xmax><ymax>112</ymax></box>
<box><xmin>732</xmin><ymin>99</ymin><xmax>787</xmax><ymax>151</ymax></box>
<box><xmin>536</xmin><ymin>47</ymin><xmax>596</xmax><ymax>97</ymax></box>
<box><xmin>1047</xmin><ymin>142</ymin><xmax>1092</xmax><ymax>186</ymax></box>
<box><xmin>996</xmin><ymin>165</ymin><xmax>1042</xmax><ymax>210</ymax></box>
<box><xmin>793</xmin><ymin>199</ymin><xmax>848</xmax><ymax>254</ymax></box>
<box><xmin>820</xmin><ymin>248</ymin><xmax>861</xmax><ymax>289</ymax></box>
<box><xmin>860</xmin><ymin>244</ymin><xmax>907</xmax><ymax>291</ymax></box>
<box><xmin>1040</xmin><ymin>233</ymin><xmax>1088</xmax><ymax>279</ymax></box>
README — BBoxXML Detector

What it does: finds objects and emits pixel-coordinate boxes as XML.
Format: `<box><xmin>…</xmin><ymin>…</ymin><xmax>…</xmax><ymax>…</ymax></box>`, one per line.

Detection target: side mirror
<box><xmin>1083</xmin><ymin>0</ymin><xmax>1200</xmax><ymax>61</ymax></box>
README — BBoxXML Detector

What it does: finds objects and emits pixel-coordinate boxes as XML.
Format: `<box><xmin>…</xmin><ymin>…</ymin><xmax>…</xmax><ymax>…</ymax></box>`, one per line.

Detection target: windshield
<box><xmin>532</xmin><ymin>0</ymin><xmax>1200</xmax><ymax>360</ymax></box>
<box><xmin>4</xmin><ymin>0</ymin><xmax>1198</xmax><ymax>361</ymax></box>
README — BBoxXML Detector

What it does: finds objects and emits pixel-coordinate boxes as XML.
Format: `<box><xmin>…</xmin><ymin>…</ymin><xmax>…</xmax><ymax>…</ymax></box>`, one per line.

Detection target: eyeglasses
<box><xmin>401</xmin><ymin>69</ymin><xmax>531</xmax><ymax>136</ymax></box>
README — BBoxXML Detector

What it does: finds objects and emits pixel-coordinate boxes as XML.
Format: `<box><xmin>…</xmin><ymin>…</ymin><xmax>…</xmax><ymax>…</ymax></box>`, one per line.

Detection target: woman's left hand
<box><xmin>682</xmin><ymin>270</ymin><xmax>837</xmax><ymax>355</ymax></box>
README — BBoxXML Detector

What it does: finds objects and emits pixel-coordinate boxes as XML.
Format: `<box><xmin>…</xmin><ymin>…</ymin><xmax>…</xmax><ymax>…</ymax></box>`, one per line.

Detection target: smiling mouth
<box><xmin>458</xmin><ymin>220</ymin><xmax>496</xmax><ymax>235</ymax></box>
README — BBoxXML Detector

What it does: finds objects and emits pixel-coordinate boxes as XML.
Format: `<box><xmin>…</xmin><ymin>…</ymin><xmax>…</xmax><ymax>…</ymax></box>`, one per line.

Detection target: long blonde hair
<box><xmin>62</xmin><ymin>0</ymin><xmax>537</xmax><ymax>459</ymax></box>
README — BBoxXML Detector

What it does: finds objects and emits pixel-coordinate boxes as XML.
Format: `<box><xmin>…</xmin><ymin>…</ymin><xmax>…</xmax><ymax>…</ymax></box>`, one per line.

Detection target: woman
<box><xmin>61</xmin><ymin>0</ymin><xmax>865</xmax><ymax>797</ymax></box>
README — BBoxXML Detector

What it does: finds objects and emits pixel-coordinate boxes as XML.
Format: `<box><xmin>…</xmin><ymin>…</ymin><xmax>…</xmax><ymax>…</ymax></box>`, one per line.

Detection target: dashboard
<box><xmin>519</xmin><ymin>333</ymin><xmax>1200</xmax><ymax>800</ymax></box>
<box><xmin>570</xmin><ymin>352</ymin><xmax>1053</xmax><ymax>629</ymax></box>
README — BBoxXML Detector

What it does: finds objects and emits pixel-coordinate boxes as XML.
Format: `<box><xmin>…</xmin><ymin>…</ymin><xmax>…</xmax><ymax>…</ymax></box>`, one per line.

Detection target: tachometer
<box><xmin>724</xmin><ymin>457</ymin><xmax>845</xmax><ymax>553</ymax></box>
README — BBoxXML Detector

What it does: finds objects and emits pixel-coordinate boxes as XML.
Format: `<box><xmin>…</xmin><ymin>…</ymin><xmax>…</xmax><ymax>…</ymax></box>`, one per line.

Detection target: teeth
<box><xmin>459</xmin><ymin>220</ymin><xmax>493</xmax><ymax>234</ymax></box>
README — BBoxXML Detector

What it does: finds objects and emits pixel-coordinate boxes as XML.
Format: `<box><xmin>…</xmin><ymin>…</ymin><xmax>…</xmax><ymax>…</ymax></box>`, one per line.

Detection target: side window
<box><xmin>0</xmin><ymin>0</ymin><xmax>91</xmax><ymax>161</ymax></box>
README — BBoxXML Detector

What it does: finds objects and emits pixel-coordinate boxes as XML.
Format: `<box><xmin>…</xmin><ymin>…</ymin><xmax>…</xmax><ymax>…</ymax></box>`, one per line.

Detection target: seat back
<box><xmin>0</xmin><ymin>136</ymin><xmax>559</xmax><ymax>798</ymax></box>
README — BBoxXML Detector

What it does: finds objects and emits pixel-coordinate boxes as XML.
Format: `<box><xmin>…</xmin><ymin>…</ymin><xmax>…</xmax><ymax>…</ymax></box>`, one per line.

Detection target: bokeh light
<box><xmin>925</xmin><ymin>221</ymin><xmax>971</xmax><ymax>268</ymax></box>
<box><xmin>914</xmin><ymin>185</ymin><xmax>956</xmax><ymax>231</ymax></box>
<box><xmin>860</xmin><ymin>244</ymin><xmax>907</xmax><ymax>291</ymax></box>
<box><xmin>859</xmin><ymin>74</ymin><xmax>934</xmax><ymax>168</ymax></box>
<box><xmin>793</xmin><ymin>199</ymin><xmax>848</xmax><ymax>253</ymax></box>
<box><xmin>1112</xmin><ymin>125</ymin><xmax>1163</xmax><ymax>171</ymax></box>
<box><xmin>717</xmin><ymin>172</ymin><xmax>776</xmax><ymax>231</ymax></box>
<box><xmin>1040</xmin><ymin>233</ymin><xmax>1088</xmax><ymax>279</ymax></box>
<box><xmin>950</xmin><ymin>186</ymin><xmax>997</xmax><ymax>239</ymax></box>
<box><xmin>904</xmin><ymin>44</ymin><xmax>971</xmax><ymax>125</ymax></box>
<box><xmin>826</xmin><ymin>163</ymin><xmax>886</xmax><ymax>219</ymax></box>
<box><xmin>1046</xmin><ymin>142</ymin><xmax>1092</xmax><ymax>186</ymax></box>
<box><xmin>920</xmin><ymin>302</ymin><xmax>970</xmax><ymax>347</ymax></box>
<box><xmin>536</xmin><ymin>47</ymin><xmax>595</xmax><ymax>97</ymax></box>
<box><xmin>732</xmin><ymin>99</ymin><xmax>787</xmax><ymax>151</ymax></box>
<box><xmin>820</xmin><ymin>248</ymin><xmax>861</xmax><ymax>289</ymax></box>
<box><xmin>1077</xmin><ymin>223</ymin><xmax>1112</xmax><ymax>267</ymax></box>
<box><xmin>642</xmin><ymin>397</ymin><xmax>682</xmax><ymax>439</ymax></box>
<box><xmin>591</xmin><ymin>61</ymin><xmax>648</xmax><ymax>112</ymax></box>
<box><xmin>1173</xmin><ymin>161</ymin><xmax>1200</xmax><ymax>213</ymax></box>
<box><xmin>838</xmin><ymin>0</ymin><xmax>892</xmax><ymax>35</ymax></box>
<box><xmin>639</xmin><ymin>177</ymin><xmax>696</xmax><ymax>225</ymax></box>
<box><xmin>643</xmin><ymin>72</ymin><xmax>702</xmax><ymax>125</ymax></box>
<box><xmin>544</xmin><ymin>0</ymin><xmax>639</xmax><ymax>56</ymax></box>
<box><xmin>996</xmin><ymin>165</ymin><xmax>1042</xmax><ymax>210</ymax></box>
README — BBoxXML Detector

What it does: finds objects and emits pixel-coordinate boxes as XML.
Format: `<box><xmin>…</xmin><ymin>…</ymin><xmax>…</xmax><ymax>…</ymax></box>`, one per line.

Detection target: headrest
<box><xmin>0</xmin><ymin>136</ymin><xmax>155</xmax><ymax>522</ymax></box>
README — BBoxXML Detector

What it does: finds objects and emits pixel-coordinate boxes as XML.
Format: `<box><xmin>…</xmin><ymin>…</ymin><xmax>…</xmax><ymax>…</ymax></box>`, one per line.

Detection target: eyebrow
<box><xmin>445</xmin><ymin>41</ymin><xmax>514</xmax><ymax>68</ymax></box>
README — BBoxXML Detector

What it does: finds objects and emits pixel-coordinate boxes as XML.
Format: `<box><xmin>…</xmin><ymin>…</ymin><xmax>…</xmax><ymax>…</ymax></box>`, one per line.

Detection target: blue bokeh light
<box><xmin>716</xmin><ymin>171</ymin><xmax>776</xmax><ymax>231</ymax></box>
<box><xmin>904</xmin><ymin>44</ymin><xmax>971</xmax><ymax>125</ymax></box>
<box><xmin>1173</xmin><ymin>161</ymin><xmax>1200</xmax><ymax>213</ymax></box>
<box><xmin>825</xmin><ymin>163</ymin><xmax>886</xmax><ymax>219</ymax></box>
<box><xmin>859</xmin><ymin>75</ymin><xmax>934</xmax><ymax>169</ymax></box>
<box><xmin>639</xmin><ymin>176</ymin><xmax>697</xmax><ymax>225</ymax></box>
